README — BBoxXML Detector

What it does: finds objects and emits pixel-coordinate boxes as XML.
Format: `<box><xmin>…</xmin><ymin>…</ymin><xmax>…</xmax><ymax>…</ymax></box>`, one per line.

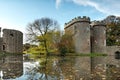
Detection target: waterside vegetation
<box><xmin>23</xmin><ymin>15</ymin><xmax>120</xmax><ymax>56</ymax></box>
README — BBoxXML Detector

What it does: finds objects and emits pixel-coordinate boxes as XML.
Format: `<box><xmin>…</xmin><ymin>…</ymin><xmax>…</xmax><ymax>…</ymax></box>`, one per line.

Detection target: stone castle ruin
<box><xmin>0</xmin><ymin>28</ymin><xmax>23</xmax><ymax>53</ymax></box>
<box><xmin>64</xmin><ymin>16</ymin><xmax>120</xmax><ymax>55</ymax></box>
<box><xmin>65</xmin><ymin>16</ymin><xmax>120</xmax><ymax>79</ymax></box>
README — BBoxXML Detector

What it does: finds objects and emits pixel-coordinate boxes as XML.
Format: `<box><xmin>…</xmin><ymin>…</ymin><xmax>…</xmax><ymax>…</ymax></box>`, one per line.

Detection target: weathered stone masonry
<box><xmin>65</xmin><ymin>16</ymin><xmax>120</xmax><ymax>77</ymax></box>
<box><xmin>65</xmin><ymin>16</ymin><xmax>91</xmax><ymax>54</ymax></box>
<box><xmin>64</xmin><ymin>16</ymin><xmax>120</xmax><ymax>55</ymax></box>
<box><xmin>0</xmin><ymin>28</ymin><xmax>23</xmax><ymax>53</ymax></box>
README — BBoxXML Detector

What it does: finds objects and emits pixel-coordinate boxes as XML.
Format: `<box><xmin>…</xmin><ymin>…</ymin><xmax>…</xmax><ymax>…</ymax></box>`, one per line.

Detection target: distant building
<box><xmin>0</xmin><ymin>28</ymin><xmax>23</xmax><ymax>53</ymax></box>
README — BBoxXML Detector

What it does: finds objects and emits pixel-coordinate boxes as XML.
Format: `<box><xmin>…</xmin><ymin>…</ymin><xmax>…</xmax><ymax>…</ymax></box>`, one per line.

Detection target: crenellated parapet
<box><xmin>91</xmin><ymin>20</ymin><xmax>106</xmax><ymax>27</ymax></box>
<box><xmin>65</xmin><ymin>16</ymin><xmax>90</xmax><ymax>29</ymax></box>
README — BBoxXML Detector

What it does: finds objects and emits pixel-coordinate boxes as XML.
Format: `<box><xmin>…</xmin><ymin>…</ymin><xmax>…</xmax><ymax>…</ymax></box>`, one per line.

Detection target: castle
<box><xmin>64</xmin><ymin>16</ymin><xmax>120</xmax><ymax>56</ymax></box>
<box><xmin>0</xmin><ymin>28</ymin><xmax>23</xmax><ymax>53</ymax></box>
<box><xmin>64</xmin><ymin>17</ymin><xmax>120</xmax><ymax>79</ymax></box>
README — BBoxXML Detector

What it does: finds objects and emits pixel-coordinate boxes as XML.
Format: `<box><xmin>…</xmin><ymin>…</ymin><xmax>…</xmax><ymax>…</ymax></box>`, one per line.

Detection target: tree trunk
<box><xmin>44</xmin><ymin>40</ymin><xmax>49</xmax><ymax>56</ymax></box>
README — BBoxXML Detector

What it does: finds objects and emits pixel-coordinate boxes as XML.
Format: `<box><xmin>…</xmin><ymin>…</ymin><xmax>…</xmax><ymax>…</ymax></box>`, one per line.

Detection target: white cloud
<box><xmin>56</xmin><ymin>0</ymin><xmax>62</xmax><ymax>9</ymax></box>
<box><xmin>72</xmin><ymin>0</ymin><xmax>106</xmax><ymax>14</ymax></box>
<box><xmin>56</xmin><ymin>0</ymin><xmax>120</xmax><ymax>16</ymax></box>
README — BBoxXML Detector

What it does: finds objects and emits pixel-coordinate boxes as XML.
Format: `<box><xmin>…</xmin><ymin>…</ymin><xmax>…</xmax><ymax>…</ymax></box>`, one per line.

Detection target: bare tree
<box><xmin>26</xmin><ymin>18</ymin><xmax>59</xmax><ymax>55</ymax></box>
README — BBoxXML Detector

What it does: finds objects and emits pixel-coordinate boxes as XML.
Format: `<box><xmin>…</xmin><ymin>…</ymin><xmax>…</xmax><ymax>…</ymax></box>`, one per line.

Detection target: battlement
<box><xmin>3</xmin><ymin>29</ymin><xmax>23</xmax><ymax>34</ymax></box>
<box><xmin>65</xmin><ymin>16</ymin><xmax>90</xmax><ymax>28</ymax></box>
<box><xmin>91</xmin><ymin>20</ymin><xmax>106</xmax><ymax>27</ymax></box>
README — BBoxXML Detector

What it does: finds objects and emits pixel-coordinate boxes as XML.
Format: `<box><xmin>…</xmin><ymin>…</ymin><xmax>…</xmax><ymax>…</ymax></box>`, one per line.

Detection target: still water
<box><xmin>0</xmin><ymin>54</ymin><xmax>120</xmax><ymax>80</ymax></box>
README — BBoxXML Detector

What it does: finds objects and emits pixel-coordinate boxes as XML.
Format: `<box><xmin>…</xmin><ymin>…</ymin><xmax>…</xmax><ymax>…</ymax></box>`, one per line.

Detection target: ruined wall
<box><xmin>64</xmin><ymin>16</ymin><xmax>91</xmax><ymax>54</ymax></box>
<box><xmin>105</xmin><ymin>46</ymin><xmax>120</xmax><ymax>79</ymax></box>
<box><xmin>106</xmin><ymin>46</ymin><xmax>120</xmax><ymax>56</ymax></box>
<box><xmin>3</xmin><ymin>29</ymin><xmax>23</xmax><ymax>53</ymax></box>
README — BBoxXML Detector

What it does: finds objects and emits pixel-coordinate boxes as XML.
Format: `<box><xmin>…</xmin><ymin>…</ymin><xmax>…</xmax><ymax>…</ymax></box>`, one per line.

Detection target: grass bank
<box><xmin>65</xmin><ymin>53</ymin><xmax>107</xmax><ymax>57</ymax></box>
<box><xmin>0</xmin><ymin>52</ymin><xmax>23</xmax><ymax>56</ymax></box>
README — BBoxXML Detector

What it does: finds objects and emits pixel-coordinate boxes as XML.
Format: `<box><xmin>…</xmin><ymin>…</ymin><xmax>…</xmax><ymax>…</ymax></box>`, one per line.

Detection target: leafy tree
<box><xmin>23</xmin><ymin>43</ymin><xmax>31</xmax><ymax>51</ymax></box>
<box><xmin>103</xmin><ymin>15</ymin><xmax>120</xmax><ymax>46</ymax></box>
<box><xmin>37</xmin><ymin>31</ymin><xmax>61</xmax><ymax>53</ymax></box>
<box><xmin>26</xmin><ymin>18</ymin><xmax>59</xmax><ymax>55</ymax></box>
<box><xmin>57</xmin><ymin>33</ymin><xmax>75</xmax><ymax>55</ymax></box>
<box><xmin>106</xmin><ymin>22</ymin><xmax>120</xmax><ymax>46</ymax></box>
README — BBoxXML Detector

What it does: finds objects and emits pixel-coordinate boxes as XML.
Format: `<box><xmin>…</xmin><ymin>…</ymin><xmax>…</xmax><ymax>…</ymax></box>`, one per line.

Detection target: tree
<box><xmin>57</xmin><ymin>33</ymin><xmax>75</xmax><ymax>55</ymax></box>
<box><xmin>106</xmin><ymin>22</ymin><xmax>120</xmax><ymax>46</ymax></box>
<box><xmin>103</xmin><ymin>15</ymin><xmax>120</xmax><ymax>46</ymax></box>
<box><xmin>37</xmin><ymin>31</ymin><xmax>61</xmax><ymax>53</ymax></box>
<box><xmin>23</xmin><ymin>43</ymin><xmax>30</xmax><ymax>51</ymax></box>
<box><xmin>26</xmin><ymin>18</ymin><xmax>59</xmax><ymax>55</ymax></box>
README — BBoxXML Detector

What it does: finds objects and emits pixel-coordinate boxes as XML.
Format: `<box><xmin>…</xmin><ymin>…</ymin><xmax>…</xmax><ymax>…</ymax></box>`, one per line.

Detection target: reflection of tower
<box><xmin>64</xmin><ymin>16</ymin><xmax>91</xmax><ymax>54</ymax></box>
<box><xmin>3</xmin><ymin>29</ymin><xmax>23</xmax><ymax>53</ymax></box>
<box><xmin>0</xmin><ymin>54</ymin><xmax>23</xmax><ymax>79</ymax></box>
<box><xmin>74</xmin><ymin>57</ymin><xmax>91</xmax><ymax>79</ymax></box>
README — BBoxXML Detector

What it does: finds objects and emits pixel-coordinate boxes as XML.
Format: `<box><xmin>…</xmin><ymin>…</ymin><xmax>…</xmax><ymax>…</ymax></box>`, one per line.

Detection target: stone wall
<box><xmin>64</xmin><ymin>16</ymin><xmax>120</xmax><ymax>56</ymax></box>
<box><xmin>2</xmin><ymin>29</ymin><xmax>23</xmax><ymax>53</ymax></box>
<box><xmin>0</xmin><ymin>38</ymin><xmax>3</xmax><ymax>52</ymax></box>
<box><xmin>106</xmin><ymin>46</ymin><xmax>120</xmax><ymax>56</ymax></box>
<box><xmin>65</xmin><ymin>16</ymin><xmax>91</xmax><ymax>54</ymax></box>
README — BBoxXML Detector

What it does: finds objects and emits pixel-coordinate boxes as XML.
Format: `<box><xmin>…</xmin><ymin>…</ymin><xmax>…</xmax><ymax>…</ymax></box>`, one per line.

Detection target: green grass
<box><xmin>0</xmin><ymin>52</ymin><xmax>22</xmax><ymax>56</ymax></box>
<box><xmin>66</xmin><ymin>53</ymin><xmax>107</xmax><ymax>57</ymax></box>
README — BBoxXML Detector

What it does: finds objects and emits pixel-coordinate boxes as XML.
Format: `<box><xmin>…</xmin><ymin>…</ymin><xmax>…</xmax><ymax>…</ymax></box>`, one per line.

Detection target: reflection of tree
<box><xmin>91</xmin><ymin>62</ymin><xmax>120</xmax><ymax>79</ymax></box>
<box><xmin>24</xmin><ymin>56</ymin><xmax>120</xmax><ymax>80</ymax></box>
<box><xmin>25</xmin><ymin>56</ymin><xmax>49</xmax><ymax>80</ymax></box>
<box><xmin>38</xmin><ymin>56</ymin><xmax>76</xmax><ymax>80</ymax></box>
<box><xmin>25</xmin><ymin>65</ymin><xmax>41</xmax><ymax>80</ymax></box>
<box><xmin>25</xmin><ymin>56</ymin><xmax>76</xmax><ymax>80</ymax></box>
<box><xmin>38</xmin><ymin>56</ymin><xmax>61</xmax><ymax>80</ymax></box>
<box><xmin>106</xmin><ymin>64</ymin><xmax>120</xmax><ymax>80</ymax></box>
<box><xmin>91</xmin><ymin>56</ymin><xmax>120</xmax><ymax>80</ymax></box>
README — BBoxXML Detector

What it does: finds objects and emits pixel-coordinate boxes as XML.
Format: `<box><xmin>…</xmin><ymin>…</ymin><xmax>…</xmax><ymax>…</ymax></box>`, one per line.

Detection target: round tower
<box><xmin>91</xmin><ymin>21</ymin><xmax>106</xmax><ymax>72</ymax></box>
<box><xmin>64</xmin><ymin>16</ymin><xmax>91</xmax><ymax>54</ymax></box>
<box><xmin>91</xmin><ymin>21</ymin><xmax>106</xmax><ymax>53</ymax></box>
<box><xmin>3</xmin><ymin>29</ymin><xmax>23</xmax><ymax>53</ymax></box>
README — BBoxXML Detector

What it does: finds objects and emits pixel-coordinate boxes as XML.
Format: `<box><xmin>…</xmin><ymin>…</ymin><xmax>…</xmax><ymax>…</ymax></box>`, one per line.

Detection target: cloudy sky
<box><xmin>0</xmin><ymin>0</ymin><xmax>119</xmax><ymax>43</ymax></box>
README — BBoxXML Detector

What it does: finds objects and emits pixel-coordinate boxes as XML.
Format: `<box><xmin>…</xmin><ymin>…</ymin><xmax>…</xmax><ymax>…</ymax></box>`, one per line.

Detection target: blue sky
<box><xmin>0</xmin><ymin>0</ymin><xmax>120</xmax><ymax>43</ymax></box>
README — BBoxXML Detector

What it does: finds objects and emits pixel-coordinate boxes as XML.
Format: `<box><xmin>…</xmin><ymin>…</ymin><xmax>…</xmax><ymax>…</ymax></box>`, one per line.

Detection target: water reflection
<box><xmin>38</xmin><ymin>56</ymin><xmax>120</xmax><ymax>80</ymax></box>
<box><xmin>0</xmin><ymin>54</ymin><xmax>23</xmax><ymax>79</ymax></box>
<box><xmin>91</xmin><ymin>56</ymin><xmax>120</xmax><ymax>80</ymax></box>
<box><xmin>0</xmin><ymin>54</ymin><xmax>120</xmax><ymax>80</ymax></box>
<box><xmin>24</xmin><ymin>56</ymin><xmax>120</xmax><ymax>80</ymax></box>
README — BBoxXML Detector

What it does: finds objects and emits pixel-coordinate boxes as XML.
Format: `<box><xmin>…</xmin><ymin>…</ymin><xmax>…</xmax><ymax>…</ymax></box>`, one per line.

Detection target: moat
<box><xmin>0</xmin><ymin>54</ymin><xmax>120</xmax><ymax>80</ymax></box>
